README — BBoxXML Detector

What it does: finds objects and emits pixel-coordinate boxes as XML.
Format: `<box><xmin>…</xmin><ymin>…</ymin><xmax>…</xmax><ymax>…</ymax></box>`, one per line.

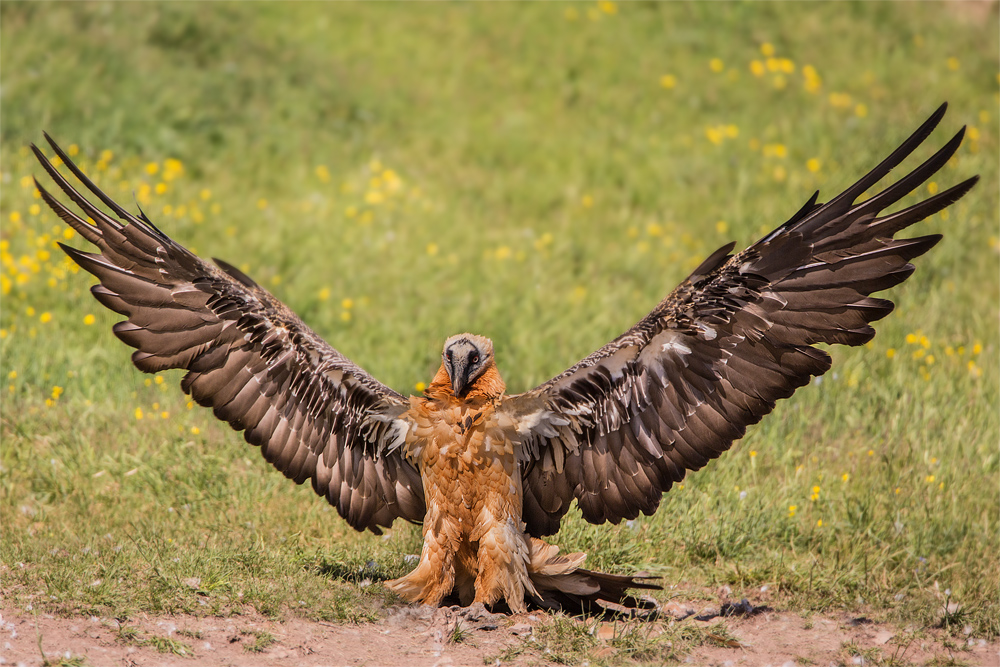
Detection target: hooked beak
<box><xmin>446</xmin><ymin>356</ymin><xmax>472</xmax><ymax>397</ymax></box>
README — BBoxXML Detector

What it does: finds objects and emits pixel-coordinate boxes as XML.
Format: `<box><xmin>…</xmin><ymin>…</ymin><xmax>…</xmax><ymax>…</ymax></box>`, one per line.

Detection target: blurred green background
<box><xmin>1</xmin><ymin>0</ymin><xmax>997</xmax><ymax>640</ymax></box>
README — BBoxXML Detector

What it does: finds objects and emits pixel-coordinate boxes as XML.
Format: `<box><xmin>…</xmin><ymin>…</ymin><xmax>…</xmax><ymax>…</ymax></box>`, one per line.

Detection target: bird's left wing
<box><xmin>33</xmin><ymin>135</ymin><xmax>425</xmax><ymax>534</ymax></box>
<box><xmin>500</xmin><ymin>104</ymin><xmax>977</xmax><ymax>537</ymax></box>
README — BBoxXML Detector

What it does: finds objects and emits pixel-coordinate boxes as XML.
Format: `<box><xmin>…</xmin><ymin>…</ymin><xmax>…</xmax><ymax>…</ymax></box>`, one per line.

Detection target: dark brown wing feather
<box><xmin>33</xmin><ymin>135</ymin><xmax>425</xmax><ymax>534</ymax></box>
<box><xmin>503</xmin><ymin>103</ymin><xmax>978</xmax><ymax>537</ymax></box>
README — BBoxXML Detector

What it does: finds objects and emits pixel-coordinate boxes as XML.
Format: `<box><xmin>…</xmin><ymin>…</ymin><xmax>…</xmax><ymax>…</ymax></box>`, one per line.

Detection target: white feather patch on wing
<box><xmin>658</xmin><ymin>332</ymin><xmax>692</xmax><ymax>355</ymax></box>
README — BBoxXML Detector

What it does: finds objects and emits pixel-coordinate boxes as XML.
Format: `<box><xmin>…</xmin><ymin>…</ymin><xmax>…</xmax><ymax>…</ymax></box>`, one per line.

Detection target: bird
<box><xmin>32</xmin><ymin>103</ymin><xmax>976</xmax><ymax>614</ymax></box>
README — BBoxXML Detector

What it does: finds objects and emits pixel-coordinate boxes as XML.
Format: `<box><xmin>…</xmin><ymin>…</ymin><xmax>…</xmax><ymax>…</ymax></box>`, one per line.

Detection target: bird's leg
<box><xmin>386</xmin><ymin>508</ymin><xmax>461</xmax><ymax>606</ymax></box>
<box><xmin>470</xmin><ymin>500</ymin><xmax>535</xmax><ymax>613</ymax></box>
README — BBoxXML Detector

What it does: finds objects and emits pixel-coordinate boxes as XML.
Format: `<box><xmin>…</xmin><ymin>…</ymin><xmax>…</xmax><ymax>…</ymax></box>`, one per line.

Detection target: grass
<box><xmin>1</xmin><ymin>1</ymin><xmax>997</xmax><ymax>662</ymax></box>
<box><xmin>240</xmin><ymin>628</ymin><xmax>278</xmax><ymax>654</ymax></box>
<box><xmin>116</xmin><ymin>625</ymin><xmax>193</xmax><ymax>657</ymax></box>
<box><xmin>488</xmin><ymin>615</ymin><xmax>744</xmax><ymax>666</ymax></box>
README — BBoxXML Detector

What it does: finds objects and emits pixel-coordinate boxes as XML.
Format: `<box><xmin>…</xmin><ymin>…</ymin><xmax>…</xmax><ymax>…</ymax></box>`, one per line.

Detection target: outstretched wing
<box><xmin>502</xmin><ymin>103</ymin><xmax>977</xmax><ymax>537</ymax></box>
<box><xmin>33</xmin><ymin>135</ymin><xmax>425</xmax><ymax>534</ymax></box>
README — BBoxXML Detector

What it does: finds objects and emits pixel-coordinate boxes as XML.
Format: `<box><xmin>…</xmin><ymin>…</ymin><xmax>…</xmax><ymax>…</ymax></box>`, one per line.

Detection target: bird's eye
<box><xmin>446</xmin><ymin>351</ymin><xmax>452</xmax><ymax>361</ymax></box>
<box><xmin>472</xmin><ymin>354</ymin><xmax>479</xmax><ymax>364</ymax></box>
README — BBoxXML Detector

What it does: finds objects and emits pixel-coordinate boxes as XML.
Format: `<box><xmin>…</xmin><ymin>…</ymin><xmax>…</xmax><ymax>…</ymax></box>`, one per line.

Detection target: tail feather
<box><xmin>526</xmin><ymin>538</ymin><xmax>660</xmax><ymax>614</ymax></box>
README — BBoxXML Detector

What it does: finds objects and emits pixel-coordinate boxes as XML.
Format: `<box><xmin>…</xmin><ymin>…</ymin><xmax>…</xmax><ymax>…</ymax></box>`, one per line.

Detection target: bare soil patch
<box><xmin>2</xmin><ymin>604</ymin><xmax>997</xmax><ymax>667</ymax></box>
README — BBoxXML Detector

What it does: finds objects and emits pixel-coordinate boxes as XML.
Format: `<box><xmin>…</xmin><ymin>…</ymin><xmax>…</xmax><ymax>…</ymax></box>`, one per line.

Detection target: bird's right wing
<box><xmin>501</xmin><ymin>104</ymin><xmax>977</xmax><ymax>537</ymax></box>
<box><xmin>33</xmin><ymin>135</ymin><xmax>425</xmax><ymax>534</ymax></box>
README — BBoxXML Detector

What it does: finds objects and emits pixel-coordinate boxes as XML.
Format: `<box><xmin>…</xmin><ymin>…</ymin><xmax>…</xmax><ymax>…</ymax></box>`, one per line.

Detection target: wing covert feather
<box><xmin>34</xmin><ymin>135</ymin><xmax>425</xmax><ymax>534</ymax></box>
<box><xmin>504</xmin><ymin>104</ymin><xmax>977</xmax><ymax>537</ymax></box>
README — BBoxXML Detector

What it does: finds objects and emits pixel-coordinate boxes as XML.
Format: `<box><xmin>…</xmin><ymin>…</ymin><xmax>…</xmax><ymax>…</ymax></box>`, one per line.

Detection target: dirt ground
<box><xmin>2</xmin><ymin>604</ymin><xmax>997</xmax><ymax>667</ymax></box>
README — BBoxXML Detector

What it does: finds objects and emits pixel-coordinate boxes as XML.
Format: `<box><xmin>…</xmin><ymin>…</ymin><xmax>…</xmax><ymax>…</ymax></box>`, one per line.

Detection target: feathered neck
<box><xmin>426</xmin><ymin>361</ymin><xmax>506</xmax><ymax>403</ymax></box>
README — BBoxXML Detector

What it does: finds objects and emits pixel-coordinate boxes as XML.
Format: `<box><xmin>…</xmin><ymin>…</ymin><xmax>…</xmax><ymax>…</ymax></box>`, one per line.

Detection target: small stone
<box><xmin>664</xmin><ymin>601</ymin><xmax>695</xmax><ymax>620</ymax></box>
<box><xmin>875</xmin><ymin>630</ymin><xmax>894</xmax><ymax>645</ymax></box>
<box><xmin>510</xmin><ymin>623</ymin><xmax>532</xmax><ymax>636</ymax></box>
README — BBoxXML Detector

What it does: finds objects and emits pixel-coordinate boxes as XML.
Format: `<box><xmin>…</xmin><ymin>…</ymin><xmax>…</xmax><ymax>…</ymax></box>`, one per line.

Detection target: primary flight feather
<box><xmin>34</xmin><ymin>104</ymin><xmax>976</xmax><ymax>613</ymax></box>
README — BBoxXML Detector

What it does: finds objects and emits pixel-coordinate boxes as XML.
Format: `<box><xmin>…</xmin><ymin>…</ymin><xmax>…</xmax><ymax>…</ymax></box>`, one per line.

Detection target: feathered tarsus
<box><xmin>34</xmin><ymin>103</ymin><xmax>976</xmax><ymax>613</ymax></box>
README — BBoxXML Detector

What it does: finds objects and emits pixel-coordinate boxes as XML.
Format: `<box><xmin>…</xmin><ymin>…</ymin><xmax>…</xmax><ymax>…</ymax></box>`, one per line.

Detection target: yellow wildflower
<box><xmin>164</xmin><ymin>158</ymin><xmax>183</xmax><ymax>176</ymax></box>
<box><xmin>135</xmin><ymin>407</ymin><xmax>144</xmax><ymax>420</ymax></box>
<box><xmin>760</xmin><ymin>42</ymin><xmax>775</xmax><ymax>57</ymax></box>
<box><xmin>39</xmin><ymin>312</ymin><xmax>52</xmax><ymax>324</ymax></box>
<box><xmin>145</xmin><ymin>162</ymin><xmax>159</xmax><ymax>175</ymax></box>
<box><xmin>191</xmin><ymin>426</ymin><xmax>200</xmax><ymax>435</ymax></box>
<box><xmin>750</xmin><ymin>60</ymin><xmax>765</xmax><ymax>77</ymax></box>
<box><xmin>806</xmin><ymin>158</ymin><xmax>821</xmax><ymax>173</ymax></box>
<box><xmin>415</xmin><ymin>382</ymin><xmax>427</xmax><ymax>393</ymax></box>
<box><xmin>341</xmin><ymin>298</ymin><xmax>354</xmax><ymax>310</ymax></box>
<box><xmin>709</xmin><ymin>58</ymin><xmax>724</xmax><ymax>73</ymax></box>
<box><xmin>83</xmin><ymin>314</ymin><xmax>96</xmax><ymax>325</ymax></box>
<box><xmin>660</xmin><ymin>74</ymin><xmax>677</xmax><ymax>89</ymax></box>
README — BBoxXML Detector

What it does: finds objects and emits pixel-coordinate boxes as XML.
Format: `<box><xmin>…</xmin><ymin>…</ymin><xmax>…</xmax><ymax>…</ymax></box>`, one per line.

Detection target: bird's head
<box><xmin>441</xmin><ymin>333</ymin><xmax>495</xmax><ymax>397</ymax></box>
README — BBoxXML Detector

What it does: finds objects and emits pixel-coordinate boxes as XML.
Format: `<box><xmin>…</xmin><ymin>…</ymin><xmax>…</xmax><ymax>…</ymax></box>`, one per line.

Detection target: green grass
<box><xmin>240</xmin><ymin>628</ymin><xmax>278</xmax><ymax>654</ymax></box>
<box><xmin>1</xmin><ymin>0</ymin><xmax>997</xmax><ymax>658</ymax></box>
<box><xmin>115</xmin><ymin>625</ymin><xmax>193</xmax><ymax>657</ymax></box>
